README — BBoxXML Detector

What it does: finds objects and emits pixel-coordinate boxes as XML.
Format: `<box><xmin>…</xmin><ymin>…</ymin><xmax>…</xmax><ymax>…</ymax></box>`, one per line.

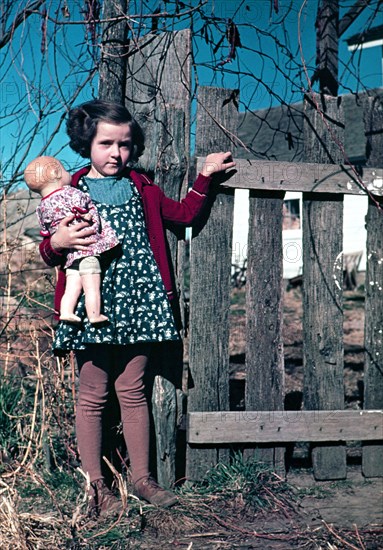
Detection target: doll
<box><xmin>24</xmin><ymin>155</ymin><xmax>120</xmax><ymax>324</ymax></box>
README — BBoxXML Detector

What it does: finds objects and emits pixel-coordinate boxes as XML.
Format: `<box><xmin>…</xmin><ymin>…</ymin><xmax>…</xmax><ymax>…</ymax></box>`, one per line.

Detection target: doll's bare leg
<box><xmin>60</xmin><ymin>269</ymin><xmax>82</xmax><ymax>324</ymax></box>
<box><xmin>79</xmin><ymin>257</ymin><xmax>108</xmax><ymax>324</ymax></box>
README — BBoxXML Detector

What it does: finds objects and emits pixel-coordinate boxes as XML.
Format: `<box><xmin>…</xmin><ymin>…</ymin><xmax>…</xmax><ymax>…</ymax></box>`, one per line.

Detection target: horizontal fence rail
<box><xmin>187</xmin><ymin>410</ymin><xmax>383</xmax><ymax>444</ymax></box>
<box><xmin>197</xmin><ymin>157</ymin><xmax>382</xmax><ymax>195</ymax></box>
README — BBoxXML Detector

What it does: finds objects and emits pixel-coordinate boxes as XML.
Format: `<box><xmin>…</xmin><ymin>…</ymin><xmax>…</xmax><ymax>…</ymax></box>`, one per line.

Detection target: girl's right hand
<box><xmin>50</xmin><ymin>215</ymin><xmax>97</xmax><ymax>252</ymax></box>
<box><xmin>200</xmin><ymin>151</ymin><xmax>236</xmax><ymax>177</ymax></box>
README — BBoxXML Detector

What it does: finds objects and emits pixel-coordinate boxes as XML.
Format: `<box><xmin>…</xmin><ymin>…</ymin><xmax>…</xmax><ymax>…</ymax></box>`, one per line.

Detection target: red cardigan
<box><xmin>39</xmin><ymin>166</ymin><xmax>212</xmax><ymax>318</ymax></box>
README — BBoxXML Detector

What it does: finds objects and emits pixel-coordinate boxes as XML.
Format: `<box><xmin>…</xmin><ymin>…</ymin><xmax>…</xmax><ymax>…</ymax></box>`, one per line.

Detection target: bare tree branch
<box><xmin>0</xmin><ymin>0</ymin><xmax>46</xmax><ymax>49</ymax></box>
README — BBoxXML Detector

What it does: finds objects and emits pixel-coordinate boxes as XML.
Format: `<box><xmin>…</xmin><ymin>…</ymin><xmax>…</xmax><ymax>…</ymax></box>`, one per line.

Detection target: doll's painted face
<box><xmin>88</xmin><ymin>121</ymin><xmax>132</xmax><ymax>178</ymax></box>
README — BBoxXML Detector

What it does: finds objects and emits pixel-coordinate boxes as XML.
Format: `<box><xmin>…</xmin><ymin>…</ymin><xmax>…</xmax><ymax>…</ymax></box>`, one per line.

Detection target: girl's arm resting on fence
<box><xmin>200</xmin><ymin>152</ymin><xmax>236</xmax><ymax>178</ymax></box>
<box><xmin>161</xmin><ymin>152</ymin><xmax>236</xmax><ymax>224</ymax></box>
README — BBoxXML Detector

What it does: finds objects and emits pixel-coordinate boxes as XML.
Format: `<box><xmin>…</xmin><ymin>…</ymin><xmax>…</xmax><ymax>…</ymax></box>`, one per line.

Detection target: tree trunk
<box><xmin>98</xmin><ymin>0</ymin><xmax>128</xmax><ymax>103</ymax></box>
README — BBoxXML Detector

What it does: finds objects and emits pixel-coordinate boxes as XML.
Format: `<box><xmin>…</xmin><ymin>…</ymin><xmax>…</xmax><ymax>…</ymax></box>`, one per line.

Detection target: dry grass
<box><xmin>1</xmin><ymin>467</ymin><xmax>382</xmax><ymax>549</ymax></box>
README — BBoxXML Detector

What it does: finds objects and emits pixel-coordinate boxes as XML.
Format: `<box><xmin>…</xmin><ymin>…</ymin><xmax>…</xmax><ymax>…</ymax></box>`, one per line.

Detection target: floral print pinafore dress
<box><xmin>53</xmin><ymin>176</ymin><xmax>179</xmax><ymax>352</ymax></box>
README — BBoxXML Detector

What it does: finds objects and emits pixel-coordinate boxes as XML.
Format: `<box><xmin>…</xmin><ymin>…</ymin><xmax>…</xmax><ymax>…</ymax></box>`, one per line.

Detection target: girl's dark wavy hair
<box><xmin>66</xmin><ymin>100</ymin><xmax>145</xmax><ymax>162</ymax></box>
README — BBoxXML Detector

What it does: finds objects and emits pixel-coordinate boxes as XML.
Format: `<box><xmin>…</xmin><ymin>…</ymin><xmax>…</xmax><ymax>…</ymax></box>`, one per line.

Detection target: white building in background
<box><xmin>231</xmin><ymin>189</ymin><xmax>368</xmax><ymax>280</ymax></box>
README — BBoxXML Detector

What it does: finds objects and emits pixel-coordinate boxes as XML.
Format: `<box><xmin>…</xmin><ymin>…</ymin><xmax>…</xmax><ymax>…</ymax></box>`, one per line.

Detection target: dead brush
<box><xmin>0</xmin><ymin>479</ymin><xmax>29</xmax><ymax>550</ymax></box>
<box><xmin>178</xmin><ymin>452</ymin><xmax>297</xmax><ymax>515</ymax></box>
<box><xmin>0</xmin><ymin>476</ymin><xmax>70</xmax><ymax>550</ymax></box>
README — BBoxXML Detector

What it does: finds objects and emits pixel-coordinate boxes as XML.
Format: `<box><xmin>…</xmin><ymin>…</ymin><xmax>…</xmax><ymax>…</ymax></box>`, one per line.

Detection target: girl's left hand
<box><xmin>201</xmin><ymin>151</ymin><xmax>236</xmax><ymax>177</ymax></box>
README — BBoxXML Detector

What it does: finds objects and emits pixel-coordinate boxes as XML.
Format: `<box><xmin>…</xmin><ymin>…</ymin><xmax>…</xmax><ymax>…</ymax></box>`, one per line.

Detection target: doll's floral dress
<box><xmin>53</xmin><ymin>176</ymin><xmax>179</xmax><ymax>352</ymax></box>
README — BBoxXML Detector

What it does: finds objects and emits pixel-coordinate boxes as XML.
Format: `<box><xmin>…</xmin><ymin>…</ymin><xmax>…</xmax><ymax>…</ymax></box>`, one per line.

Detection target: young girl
<box><xmin>39</xmin><ymin>99</ymin><xmax>235</xmax><ymax>516</ymax></box>
<box><xmin>25</xmin><ymin>156</ymin><xmax>120</xmax><ymax>325</ymax></box>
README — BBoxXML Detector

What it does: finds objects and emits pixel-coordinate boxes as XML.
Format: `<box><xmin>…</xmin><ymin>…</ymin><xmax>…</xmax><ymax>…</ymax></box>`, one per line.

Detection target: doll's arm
<box><xmin>36</xmin><ymin>206</ymin><xmax>66</xmax><ymax>267</ymax></box>
<box><xmin>86</xmin><ymin>202</ymin><xmax>102</xmax><ymax>232</ymax></box>
<box><xmin>72</xmin><ymin>194</ymin><xmax>102</xmax><ymax>232</ymax></box>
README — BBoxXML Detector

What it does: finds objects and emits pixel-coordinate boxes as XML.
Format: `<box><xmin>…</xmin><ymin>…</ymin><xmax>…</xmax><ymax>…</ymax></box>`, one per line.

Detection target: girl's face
<box><xmin>88</xmin><ymin>121</ymin><xmax>132</xmax><ymax>178</ymax></box>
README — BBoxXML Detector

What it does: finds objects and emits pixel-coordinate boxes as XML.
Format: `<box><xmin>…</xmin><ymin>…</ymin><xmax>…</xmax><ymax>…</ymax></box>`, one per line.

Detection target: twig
<box><xmin>199</xmin><ymin>502</ymin><xmax>293</xmax><ymax>540</ymax></box>
<box><xmin>26</xmin><ymin>2</ymin><xmax>207</xmax><ymax>27</ymax></box>
<box><xmin>323</xmin><ymin>521</ymin><xmax>363</xmax><ymax>550</ymax></box>
<box><xmin>187</xmin><ymin>532</ymin><xmax>221</xmax><ymax>537</ymax></box>
<box><xmin>353</xmin><ymin>523</ymin><xmax>366</xmax><ymax>550</ymax></box>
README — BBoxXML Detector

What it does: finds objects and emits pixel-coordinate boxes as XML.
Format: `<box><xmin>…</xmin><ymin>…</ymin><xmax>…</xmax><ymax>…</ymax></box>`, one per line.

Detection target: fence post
<box><xmin>302</xmin><ymin>94</ymin><xmax>347</xmax><ymax>480</ymax></box>
<box><xmin>362</xmin><ymin>95</ymin><xmax>383</xmax><ymax>478</ymax></box>
<box><xmin>125</xmin><ymin>30</ymin><xmax>191</xmax><ymax>486</ymax></box>
<box><xmin>186</xmin><ymin>86</ymin><xmax>237</xmax><ymax>480</ymax></box>
<box><xmin>244</xmin><ymin>190</ymin><xmax>285</xmax><ymax>474</ymax></box>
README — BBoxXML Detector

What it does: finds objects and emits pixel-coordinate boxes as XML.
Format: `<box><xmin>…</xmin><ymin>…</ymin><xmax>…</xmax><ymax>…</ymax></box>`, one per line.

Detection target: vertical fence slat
<box><xmin>303</xmin><ymin>94</ymin><xmax>347</xmax><ymax>480</ymax></box>
<box><xmin>125</xmin><ymin>30</ymin><xmax>191</xmax><ymax>486</ymax></box>
<box><xmin>362</xmin><ymin>96</ymin><xmax>383</xmax><ymax>477</ymax></box>
<box><xmin>186</xmin><ymin>87</ymin><xmax>237</xmax><ymax>480</ymax></box>
<box><xmin>244</xmin><ymin>191</ymin><xmax>285</xmax><ymax>473</ymax></box>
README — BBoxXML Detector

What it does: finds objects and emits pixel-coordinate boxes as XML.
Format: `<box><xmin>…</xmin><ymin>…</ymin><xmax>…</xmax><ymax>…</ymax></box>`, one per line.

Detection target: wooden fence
<box><xmin>186</xmin><ymin>92</ymin><xmax>383</xmax><ymax>482</ymax></box>
<box><xmin>124</xmin><ymin>29</ymin><xmax>383</xmax><ymax>485</ymax></box>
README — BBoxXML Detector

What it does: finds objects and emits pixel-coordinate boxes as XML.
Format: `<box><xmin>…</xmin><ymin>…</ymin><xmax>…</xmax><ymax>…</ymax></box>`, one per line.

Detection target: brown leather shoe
<box><xmin>133</xmin><ymin>476</ymin><xmax>178</xmax><ymax>508</ymax></box>
<box><xmin>88</xmin><ymin>478</ymin><xmax>121</xmax><ymax>517</ymax></box>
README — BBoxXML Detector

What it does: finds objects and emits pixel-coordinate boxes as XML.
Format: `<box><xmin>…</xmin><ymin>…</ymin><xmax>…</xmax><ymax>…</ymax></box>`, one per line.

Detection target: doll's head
<box><xmin>66</xmin><ymin>100</ymin><xmax>145</xmax><ymax>164</ymax></box>
<box><xmin>24</xmin><ymin>156</ymin><xmax>71</xmax><ymax>197</ymax></box>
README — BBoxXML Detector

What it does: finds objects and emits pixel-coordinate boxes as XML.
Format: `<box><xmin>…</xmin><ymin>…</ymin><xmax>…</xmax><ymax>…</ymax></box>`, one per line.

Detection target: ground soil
<box><xmin>127</xmin><ymin>469</ymin><xmax>383</xmax><ymax>549</ymax></box>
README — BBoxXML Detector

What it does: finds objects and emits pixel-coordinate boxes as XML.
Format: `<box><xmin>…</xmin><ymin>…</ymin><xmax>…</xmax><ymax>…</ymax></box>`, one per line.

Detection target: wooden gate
<box><xmin>186</xmin><ymin>90</ymin><xmax>383</xmax><ymax>481</ymax></box>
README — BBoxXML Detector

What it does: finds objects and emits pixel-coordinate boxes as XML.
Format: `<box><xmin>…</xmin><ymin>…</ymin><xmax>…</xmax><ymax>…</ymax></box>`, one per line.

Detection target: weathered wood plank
<box><xmin>125</xmin><ymin>30</ymin><xmax>192</xmax><ymax>486</ymax></box>
<box><xmin>154</xmin><ymin>104</ymin><xmax>188</xmax><ymax>277</ymax></box>
<box><xmin>244</xmin><ymin>191</ymin><xmax>285</xmax><ymax>472</ymax></box>
<box><xmin>196</xmin><ymin>157</ymin><xmax>381</xmax><ymax>195</ymax></box>
<box><xmin>187</xmin><ymin>410</ymin><xmax>383</xmax><ymax>444</ymax></box>
<box><xmin>302</xmin><ymin>94</ymin><xmax>347</xmax><ymax>480</ymax></box>
<box><xmin>186</xmin><ymin>86</ymin><xmax>237</xmax><ymax>480</ymax></box>
<box><xmin>152</xmin><ymin>376</ymin><xmax>177</xmax><ymax>489</ymax></box>
<box><xmin>315</xmin><ymin>0</ymin><xmax>339</xmax><ymax>97</ymax></box>
<box><xmin>126</xmin><ymin>30</ymin><xmax>192</xmax><ymax>328</ymax></box>
<box><xmin>362</xmin><ymin>95</ymin><xmax>383</xmax><ymax>478</ymax></box>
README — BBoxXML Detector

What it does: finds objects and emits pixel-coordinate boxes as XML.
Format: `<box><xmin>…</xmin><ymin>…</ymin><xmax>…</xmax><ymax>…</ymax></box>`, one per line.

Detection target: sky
<box><xmin>1</xmin><ymin>0</ymin><xmax>382</xmax><ymax>187</ymax></box>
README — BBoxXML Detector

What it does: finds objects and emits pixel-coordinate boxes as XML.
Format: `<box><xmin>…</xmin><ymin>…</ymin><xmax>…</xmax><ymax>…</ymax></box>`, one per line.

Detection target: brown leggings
<box><xmin>75</xmin><ymin>343</ymin><xmax>151</xmax><ymax>483</ymax></box>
